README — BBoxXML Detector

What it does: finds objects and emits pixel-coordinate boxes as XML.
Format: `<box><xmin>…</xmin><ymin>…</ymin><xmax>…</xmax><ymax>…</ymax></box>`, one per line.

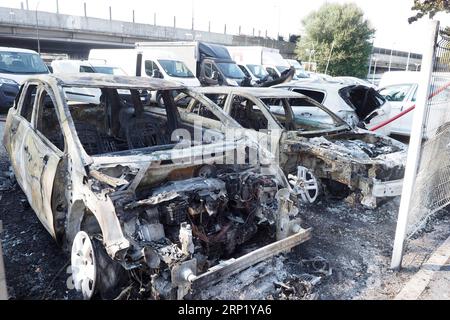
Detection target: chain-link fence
<box><xmin>405</xmin><ymin>29</ymin><xmax>450</xmax><ymax>238</ymax></box>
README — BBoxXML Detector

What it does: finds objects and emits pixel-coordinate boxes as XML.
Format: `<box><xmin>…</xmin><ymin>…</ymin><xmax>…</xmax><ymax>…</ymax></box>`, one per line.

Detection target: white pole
<box><xmin>325</xmin><ymin>41</ymin><xmax>335</xmax><ymax>75</ymax></box>
<box><xmin>406</xmin><ymin>51</ymin><xmax>411</xmax><ymax>71</ymax></box>
<box><xmin>390</xmin><ymin>20</ymin><xmax>439</xmax><ymax>270</ymax></box>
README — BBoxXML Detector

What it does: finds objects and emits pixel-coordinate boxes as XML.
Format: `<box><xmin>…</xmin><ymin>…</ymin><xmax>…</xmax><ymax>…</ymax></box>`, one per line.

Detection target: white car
<box><xmin>376</xmin><ymin>71</ymin><xmax>447</xmax><ymax>138</ymax></box>
<box><xmin>274</xmin><ymin>81</ymin><xmax>392</xmax><ymax>136</ymax></box>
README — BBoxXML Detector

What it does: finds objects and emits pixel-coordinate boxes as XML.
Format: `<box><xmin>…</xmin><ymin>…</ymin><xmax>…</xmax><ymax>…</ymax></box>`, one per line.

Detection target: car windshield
<box><xmin>263</xmin><ymin>97</ymin><xmax>349</xmax><ymax>132</ymax></box>
<box><xmin>247</xmin><ymin>64</ymin><xmax>269</xmax><ymax>79</ymax></box>
<box><xmin>217</xmin><ymin>62</ymin><xmax>245</xmax><ymax>79</ymax></box>
<box><xmin>0</xmin><ymin>51</ymin><xmax>48</xmax><ymax>74</ymax></box>
<box><xmin>93</xmin><ymin>66</ymin><xmax>127</xmax><ymax>76</ymax></box>
<box><xmin>276</xmin><ymin>66</ymin><xmax>289</xmax><ymax>73</ymax></box>
<box><xmin>158</xmin><ymin>60</ymin><xmax>195</xmax><ymax>78</ymax></box>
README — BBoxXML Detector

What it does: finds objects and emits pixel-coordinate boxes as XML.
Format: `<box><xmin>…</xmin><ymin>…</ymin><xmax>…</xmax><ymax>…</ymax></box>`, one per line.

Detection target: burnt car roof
<box><xmin>28</xmin><ymin>74</ymin><xmax>185</xmax><ymax>90</ymax></box>
<box><xmin>193</xmin><ymin>86</ymin><xmax>306</xmax><ymax>99</ymax></box>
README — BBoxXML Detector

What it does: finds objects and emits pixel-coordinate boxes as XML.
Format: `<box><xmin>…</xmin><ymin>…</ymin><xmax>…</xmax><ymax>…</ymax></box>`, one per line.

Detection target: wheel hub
<box><xmin>71</xmin><ymin>231</ymin><xmax>97</xmax><ymax>300</ymax></box>
<box><xmin>288</xmin><ymin>166</ymin><xmax>320</xmax><ymax>203</ymax></box>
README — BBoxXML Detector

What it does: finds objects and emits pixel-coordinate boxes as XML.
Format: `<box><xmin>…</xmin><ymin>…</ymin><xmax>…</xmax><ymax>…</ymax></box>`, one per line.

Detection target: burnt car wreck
<box><xmin>2</xmin><ymin>74</ymin><xmax>311</xmax><ymax>300</ymax></box>
<box><xmin>179</xmin><ymin>87</ymin><xmax>406</xmax><ymax>208</ymax></box>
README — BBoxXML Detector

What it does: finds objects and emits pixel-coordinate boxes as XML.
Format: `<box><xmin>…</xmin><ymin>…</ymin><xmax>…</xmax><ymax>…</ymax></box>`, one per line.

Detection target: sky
<box><xmin>1</xmin><ymin>0</ymin><xmax>450</xmax><ymax>54</ymax></box>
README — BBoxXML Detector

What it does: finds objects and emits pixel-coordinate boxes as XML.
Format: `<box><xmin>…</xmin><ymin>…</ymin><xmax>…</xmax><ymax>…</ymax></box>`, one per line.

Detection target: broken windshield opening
<box><xmin>63</xmin><ymin>86</ymin><xmax>186</xmax><ymax>156</ymax></box>
<box><xmin>263</xmin><ymin>97</ymin><xmax>349</xmax><ymax>132</ymax></box>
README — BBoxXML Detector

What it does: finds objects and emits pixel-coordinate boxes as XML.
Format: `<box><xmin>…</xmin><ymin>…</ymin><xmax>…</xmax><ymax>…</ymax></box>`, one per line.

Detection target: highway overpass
<box><xmin>0</xmin><ymin>6</ymin><xmax>296</xmax><ymax>59</ymax></box>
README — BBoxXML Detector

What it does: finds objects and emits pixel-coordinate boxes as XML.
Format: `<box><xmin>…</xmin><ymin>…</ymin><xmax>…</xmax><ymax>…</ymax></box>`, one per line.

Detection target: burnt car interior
<box><xmin>338</xmin><ymin>85</ymin><xmax>386</xmax><ymax>122</ymax></box>
<box><xmin>54</xmin><ymin>88</ymin><xmax>186</xmax><ymax>156</ymax></box>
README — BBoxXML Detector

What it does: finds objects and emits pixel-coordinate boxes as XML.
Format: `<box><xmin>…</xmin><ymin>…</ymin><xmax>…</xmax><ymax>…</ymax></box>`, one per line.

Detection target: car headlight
<box><xmin>0</xmin><ymin>77</ymin><xmax>19</xmax><ymax>87</ymax></box>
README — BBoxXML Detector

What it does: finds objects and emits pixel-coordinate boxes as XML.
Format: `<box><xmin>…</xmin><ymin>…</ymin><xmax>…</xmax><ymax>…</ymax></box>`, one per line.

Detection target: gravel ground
<box><xmin>1</xmin><ymin>118</ymin><xmax>449</xmax><ymax>300</ymax></box>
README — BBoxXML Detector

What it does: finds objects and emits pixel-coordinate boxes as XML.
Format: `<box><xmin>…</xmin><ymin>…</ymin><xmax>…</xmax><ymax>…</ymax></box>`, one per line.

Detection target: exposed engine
<box><xmin>111</xmin><ymin>165</ymin><xmax>287</xmax><ymax>299</ymax></box>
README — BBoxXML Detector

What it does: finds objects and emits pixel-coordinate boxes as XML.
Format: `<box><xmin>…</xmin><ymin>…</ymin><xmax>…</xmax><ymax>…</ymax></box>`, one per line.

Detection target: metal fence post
<box><xmin>390</xmin><ymin>20</ymin><xmax>439</xmax><ymax>270</ymax></box>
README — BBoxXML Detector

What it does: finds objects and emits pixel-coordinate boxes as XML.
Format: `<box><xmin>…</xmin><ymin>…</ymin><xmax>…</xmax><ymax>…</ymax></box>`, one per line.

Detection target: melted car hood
<box><xmin>287</xmin><ymin>130</ymin><xmax>407</xmax><ymax>165</ymax></box>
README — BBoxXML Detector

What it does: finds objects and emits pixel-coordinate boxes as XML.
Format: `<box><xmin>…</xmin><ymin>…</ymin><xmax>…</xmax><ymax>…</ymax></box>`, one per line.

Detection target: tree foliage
<box><xmin>409</xmin><ymin>0</ymin><xmax>450</xmax><ymax>23</ymax></box>
<box><xmin>295</xmin><ymin>3</ymin><xmax>375</xmax><ymax>78</ymax></box>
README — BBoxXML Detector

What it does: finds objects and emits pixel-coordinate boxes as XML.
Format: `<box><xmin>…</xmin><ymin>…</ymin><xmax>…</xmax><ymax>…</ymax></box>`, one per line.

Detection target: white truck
<box><xmin>135</xmin><ymin>42</ymin><xmax>246</xmax><ymax>87</ymax></box>
<box><xmin>227</xmin><ymin>46</ymin><xmax>291</xmax><ymax>81</ymax></box>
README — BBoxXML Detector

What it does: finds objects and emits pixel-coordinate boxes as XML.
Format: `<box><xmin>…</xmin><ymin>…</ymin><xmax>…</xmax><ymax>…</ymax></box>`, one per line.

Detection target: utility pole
<box><xmin>56</xmin><ymin>0</ymin><xmax>59</xmax><ymax>14</ymax></box>
<box><xmin>372</xmin><ymin>58</ymin><xmax>378</xmax><ymax>83</ymax></box>
<box><xmin>324</xmin><ymin>41</ymin><xmax>335</xmax><ymax>75</ymax></box>
<box><xmin>388</xmin><ymin>43</ymin><xmax>395</xmax><ymax>72</ymax></box>
<box><xmin>35</xmin><ymin>2</ymin><xmax>40</xmax><ymax>55</ymax></box>
<box><xmin>191</xmin><ymin>0</ymin><xmax>195</xmax><ymax>30</ymax></box>
<box><xmin>406</xmin><ymin>51</ymin><xmax>411</xmax><ymax>71</ymax></box>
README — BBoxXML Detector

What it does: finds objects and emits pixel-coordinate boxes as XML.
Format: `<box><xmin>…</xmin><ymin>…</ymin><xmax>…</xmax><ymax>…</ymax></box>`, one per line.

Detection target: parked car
<box><xmin>274</xmin><ymin>81</ymin><xmax>393</xmax><ymax>136</ymax></box>
<box><xmin>181</xmin><ymin>87</ymin><xmax>406</xmax><ymax>208</ymax></box>
<box><xmin>227</xmin><ymin>46</ymin><xmax>291</xmax><ymax>80</ymax></box>
<box><xmin>333</xmin><ymin>76</ymin><xmax>377</xmax><ymax>89</ymax></box>
<box><xmin>376</xmin><ymin>71</ymin><xmax>444</xmax><ymax>137</ymax></box>
<box><xmin>2</xmin><ymin>74</ymin><xmax>310</xmax><ymax>300</ymax></box>
<box><xmin>0</xmin><ymin>47</ymin><xmax>49</xmax><ymax>111</ymax></box>
<box><xmin>285</xmin><ymin>59</ymin><xmax>310</xmax><ymax>79</ymax></box>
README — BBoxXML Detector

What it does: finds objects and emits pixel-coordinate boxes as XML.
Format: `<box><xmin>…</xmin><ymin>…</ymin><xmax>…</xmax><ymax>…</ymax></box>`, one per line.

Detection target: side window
<box><xmin>266</xmin><ymin>67</ymin><xmax>279</xmax><ymax>79</ymax></box>
<box><xmin>204</xmin><ymin>62</ymin><xmax>213</xmax><ymax>78</ymax></box>
<box><xmin>239</xmin><ymin>65</ymin><xmax>251</xmax><ymax>78</ymax></box>
<box><xmin>229</xmin><ymin>96</ymin><xmax>268</xmax><ymax>130</ymax></box>
<box><xmin>205</xmin><ymin>94</ymin><xmax>228</xmax><ymax>109</ymax></box>
<box><xmin>20</xmin><ymin>84</ymin><xmax>37</xmax><ymax>123</ymax></box>
<box><xmin>293</xmin><ymin>89</ymin><xmax>325</xmax><ymax>104</ymax></box>
<box><xmin>378</xmin><ymin>84</ymin><xmax>413</xmax><ymax>102</ymax></box>
<box><xmin>36</xmin><ymin>89</ymin><xmax>65</xmax><ymax>151</ymax></box>
<box><xmin>190</xmin><ymin>101</ymin><xmax>220</xmax><ymax>121</ymax></box>
<box><xmin>79</xmin><ymin>65</ymin><xmax>95</xmax><ymax>73</ymax></box>
<box><xmin>145</xmin><ymin>60</ymin><xmax>160</xmax><ymax>77</ymax></box>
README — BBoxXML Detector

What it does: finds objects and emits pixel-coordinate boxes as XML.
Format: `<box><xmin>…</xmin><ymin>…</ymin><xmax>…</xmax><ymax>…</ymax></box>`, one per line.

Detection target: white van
<box><xmin>227</xmin><ymin>46</ymin><xmax>291</xmax><ymax>80</ymax></box>
<box><xmin>51</xmin><ymin>60</ymin><xmax>149</xmax><ymax>105</ymax></box>
<box><xmin>377</xmin><ymin>71</ymin><xmax>433</xmax><ymax>137</ymax></box>
<box><xmin>89</xmin><ymin>48</ymin><xmax>200</xmax><ymax>87</ymax></box>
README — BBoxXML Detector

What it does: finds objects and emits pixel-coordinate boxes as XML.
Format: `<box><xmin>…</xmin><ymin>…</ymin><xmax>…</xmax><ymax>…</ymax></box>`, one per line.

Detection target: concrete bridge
<box><xmin>0</xmin><ymin>7</ymin><xmax>296</xmax><ymax>59</ymax></box>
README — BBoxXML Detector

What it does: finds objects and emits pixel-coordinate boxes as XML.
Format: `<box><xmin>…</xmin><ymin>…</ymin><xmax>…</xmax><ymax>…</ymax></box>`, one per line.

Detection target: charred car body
<box><xmin>179</xmin><ymin>87</ymin><xmax>406</xmax><ymax>208</ymax></box>
<box><xmin>2</xmin><ymin>74</ymin><xmax>310</xmax><ymax>299</ymax></box>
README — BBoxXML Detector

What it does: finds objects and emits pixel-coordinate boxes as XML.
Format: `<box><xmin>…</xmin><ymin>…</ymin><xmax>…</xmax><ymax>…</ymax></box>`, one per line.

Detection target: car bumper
<box><xmin>372</xmin><ymin>178</ymin><xmax>404</xmax><ymax>197</ymax></box>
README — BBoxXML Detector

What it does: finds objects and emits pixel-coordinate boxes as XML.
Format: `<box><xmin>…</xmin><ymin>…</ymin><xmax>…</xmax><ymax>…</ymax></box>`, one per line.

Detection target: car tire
<box><xmin>71</xmin><ymin>231</ymin><xmax>127</xmax><ymax>300</ymax></box>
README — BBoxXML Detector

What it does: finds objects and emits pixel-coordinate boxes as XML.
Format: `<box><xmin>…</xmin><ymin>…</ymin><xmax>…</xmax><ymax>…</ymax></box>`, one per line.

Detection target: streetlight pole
<box><xmin>372</xmin><ymin>58</ymin><xmax>378</xmax><ymax>84</ymax></box>
<box><xmin>35</xmin><ymin>1</ymin><xmax>41</xmax><ymax>55</ymax></box>
<box><xmin>325</xmin><ymin>41</ymin><xmax>335</xmax><ymax>75</ymax></box>
<box><xmin>388</xmin><ymin>43</ymin><xmax>395</xmax><ymax>72</ymax></box>
<box><xmin>191</xmin><ymin>0</ymin><xmax>195</xmax><ymax>30</ymax></box>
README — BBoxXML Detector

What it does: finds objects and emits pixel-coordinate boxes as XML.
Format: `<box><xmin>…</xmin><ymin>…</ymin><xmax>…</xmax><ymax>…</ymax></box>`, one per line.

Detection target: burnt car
<box><xmin>2</xmin><ymin>74</ymin><xmax>310</xmax><ymax>300</ymax></box>
<box><xmin>274</xmin><ymin>81</ymin><xmax>392</xmax><ymax>136</ymax></box>
<box><xmin>178</xmin><ymin>87</ymin><xmax>406</xmax><ymax>209</ymax></box>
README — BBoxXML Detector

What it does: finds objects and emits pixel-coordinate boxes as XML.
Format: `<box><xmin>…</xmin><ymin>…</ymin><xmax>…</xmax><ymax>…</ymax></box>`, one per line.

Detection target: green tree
<box><xmin>295</xmin><ymin>3</ymin><xmax>375</xmax><ymax>78</ymax></box>
<box><xmin>409</xmin><ymin>0</ymin><xmax>450</xmax><ymax>23</ymax></box>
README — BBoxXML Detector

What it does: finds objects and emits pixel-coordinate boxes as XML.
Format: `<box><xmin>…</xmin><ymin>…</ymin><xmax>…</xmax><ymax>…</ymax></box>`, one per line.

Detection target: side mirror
<box><xmin>152</xmin><ymin>69</ymin><xmax>163</xmax><ymax>79</ymax></box>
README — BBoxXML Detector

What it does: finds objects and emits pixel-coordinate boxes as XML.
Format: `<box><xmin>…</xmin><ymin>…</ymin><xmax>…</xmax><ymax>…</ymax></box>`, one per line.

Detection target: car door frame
<box><xmin>223</xmin><ymin>92</ymin><xmax>284</xmax><ymax>159</ymax></box>
<box><xmin>24</xmin><ymin>82</ymin><xmax>64</xmax><ymax>238</ymax></box>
